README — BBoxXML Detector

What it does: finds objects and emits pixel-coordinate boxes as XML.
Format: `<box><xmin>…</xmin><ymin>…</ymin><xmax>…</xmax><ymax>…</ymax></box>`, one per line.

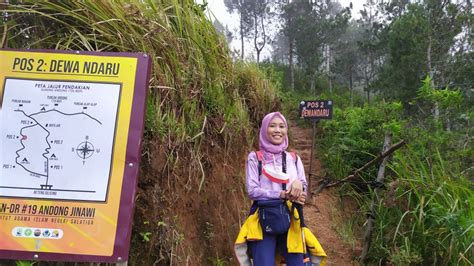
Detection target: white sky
<box><xmin>199</xmin><ymin>0</ymin><xmax>368</xmax><ymax>60</ymax></box>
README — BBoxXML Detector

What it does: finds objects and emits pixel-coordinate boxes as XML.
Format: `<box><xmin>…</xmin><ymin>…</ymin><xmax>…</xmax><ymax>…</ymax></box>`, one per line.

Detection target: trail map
<box><xmin>0</xmin><ymin>78</ymin><xmax>121</xmax><ymax>201</ymax></box>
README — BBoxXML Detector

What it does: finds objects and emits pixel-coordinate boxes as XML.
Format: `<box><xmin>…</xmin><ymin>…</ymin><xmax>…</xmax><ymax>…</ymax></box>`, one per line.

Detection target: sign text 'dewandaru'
<box><xmin>299</xmin><ymin>100</ymin><xmax>333</xmax><ymax>120</ymax></box>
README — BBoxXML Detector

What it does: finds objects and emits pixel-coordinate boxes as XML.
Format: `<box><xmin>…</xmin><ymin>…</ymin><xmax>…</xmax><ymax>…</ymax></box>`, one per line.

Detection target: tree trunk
<box><xmin>329</xmin><ymin>78</ymin><xmax>332</xmax><ymax>94</ymax></box>
<box><xmin>368</xmin><ymin>50</ymin><xmax>374</xmax><ymax>104</ymax></box>
<box><xmin>254</xmin><ymin>10</ymin><xmax>266</xmax><ymax>65</ymax></box>
<box><xmin>254</xmin><ymin>12</ymin><xmax>260</xmax><ymax>64</ymax></box>
<box><xmin>239</xmin><ymin>4</ymin><xmax>245</xmax><ymax>60</ymax></box>
<box><xmin>311</xmin><ymin>69</ymin><xmax>317</xmax><ymax>94</ymax></box>
<box><xmin>366</xmin><ymin>86</ymin><xmax>370</xmax><ymax>104</ymax></box>
<box><xmin>289</xmin><ymin>38</ymin><xmax>294</xmax><ymax>90</ymax></box>
<box><xmin>286</xmin><ymin>1</ymin><xmax>295</xmax><ymax>90</ymax></box>
<box><xmin>326</xmin><ymin>44</ymin><xmax>332</xmax><ymax>94</ymax></box>
<box><xmin>427</xmin><ymin>34</ymin><xmax>439</xmax><ymax>120</ymax></box>
<box><xmin>360</xmin><ymin>133</ymin><xmax>393</xmax><ymax>262</ymax></box>
<box><xmin>349</xmin><ymin>69</ymin><xmax>353</xmax><ymax>107</ymax></box>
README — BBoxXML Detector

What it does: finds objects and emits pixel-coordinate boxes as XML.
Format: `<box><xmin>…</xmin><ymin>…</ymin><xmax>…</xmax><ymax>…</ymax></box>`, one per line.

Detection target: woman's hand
<box><xmin>287</xmin><ymin>180</ymin><xmax>303</xmax><ymax>201</ymax></box>
<box><xmin>294</xmin><ymin>192</ymin><xmax>306</xmax><ymax>205</ymax></box>
<box><xmin>281</xmin><ymin>190</ymin><xmax>306</xmax><ymax>204</ymax></box>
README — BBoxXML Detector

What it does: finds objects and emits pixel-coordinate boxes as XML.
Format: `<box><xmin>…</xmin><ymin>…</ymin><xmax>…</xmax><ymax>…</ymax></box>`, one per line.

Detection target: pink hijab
<box><xmin>259</xmin><ymin>112</ymin><xmax>288</xmax><ymax>154</ymax></box>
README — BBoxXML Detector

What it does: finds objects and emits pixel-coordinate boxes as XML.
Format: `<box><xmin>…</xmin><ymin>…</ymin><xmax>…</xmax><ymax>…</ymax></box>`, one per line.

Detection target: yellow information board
<box><xmin>0</xmin><ymin>49</ymin><xmax>150</xmax><ymax>262</ymax></box>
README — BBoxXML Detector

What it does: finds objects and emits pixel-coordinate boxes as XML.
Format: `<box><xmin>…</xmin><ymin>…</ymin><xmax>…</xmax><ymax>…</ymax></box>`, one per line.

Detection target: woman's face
<box><xmin>266</xmin><ymin>116</ymin><xmax>287</xmax><ymax>145</ymax></box>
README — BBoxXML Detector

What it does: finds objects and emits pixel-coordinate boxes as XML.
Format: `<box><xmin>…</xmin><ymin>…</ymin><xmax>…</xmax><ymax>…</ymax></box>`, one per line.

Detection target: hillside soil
<box><xmin>290</xmin><ymin>122</ymin><xmax>360</xmax><ymax>265</ymax></box>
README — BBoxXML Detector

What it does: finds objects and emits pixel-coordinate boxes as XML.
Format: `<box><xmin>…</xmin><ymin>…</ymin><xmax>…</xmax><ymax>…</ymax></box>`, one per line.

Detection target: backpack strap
<box><xmin>256</xmin><ymin>151</ymin><xmax>264</xmax><ymax>177</ymax></box>
<box><xmin>282</xmin><ymin>152</ymin><xmax>287</xmax><ymax>191</ymax></box>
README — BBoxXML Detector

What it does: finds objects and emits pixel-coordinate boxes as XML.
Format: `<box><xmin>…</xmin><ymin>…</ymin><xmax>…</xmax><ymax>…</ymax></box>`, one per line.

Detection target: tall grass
<box><xmin>3</xmin><ymin>1</ymin><xmax>279</xmax><ymax>264</ymax></box>
<box><xmin>3</xmin><ymin>0</ymin><xmax>268</xmax><ymax>142</ymax></box>
<box><xmin>369</xmin><ymin>146</ymin><xmax>473</xmax><ymax>265</ymax></box>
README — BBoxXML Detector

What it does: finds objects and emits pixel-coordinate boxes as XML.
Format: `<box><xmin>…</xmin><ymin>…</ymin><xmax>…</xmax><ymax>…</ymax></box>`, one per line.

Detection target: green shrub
<box><xmin>318</xmin><ymin>87</ymin><xmax>472</xmax><ymax>264</ymax></box>
<box><xmin>320</xmin><ymin>101</ymin><xmax>404</xmax><ymax>180</ymax></box>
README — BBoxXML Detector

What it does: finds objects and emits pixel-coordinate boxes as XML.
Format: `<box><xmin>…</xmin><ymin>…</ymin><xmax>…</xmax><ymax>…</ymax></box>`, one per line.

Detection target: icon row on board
<box><xmin>12</xmin><ymin>227</ymin><xmax>63</xmax><ymax>239</ymax></box>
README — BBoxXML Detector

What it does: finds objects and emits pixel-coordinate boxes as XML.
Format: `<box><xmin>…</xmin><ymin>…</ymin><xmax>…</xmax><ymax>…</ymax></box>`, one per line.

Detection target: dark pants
<box><xmin>250</xmin><ymin>232</ymin><xmax>304</xmax><ymax>266</ymax></box>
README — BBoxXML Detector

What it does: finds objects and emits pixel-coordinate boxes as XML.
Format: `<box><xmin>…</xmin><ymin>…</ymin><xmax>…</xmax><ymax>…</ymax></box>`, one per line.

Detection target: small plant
<box><xmin>157</xmin><ymin>220</ymin><xmax>167</xmax><ymax>227</ymax></box>
<box><xmin>139</xmin><ymin>231</ymin><xmax>152</xmax><ymax>242</ymax></box>
<box><xmin>389</xmin><ymin>238</ymin><xmax>422</xmax><ymax>265</ymax></box>
<box><xmin>204</xmin><ymin>221</ymin><xmax>215</xmax><ymax>241</ymax></box>
<box><xmin>139</xmin><ymin>220</ymin><xmax>152</xmax><ymax>242</ymax></box>
<box><xmin>334</xmin><ymin>214</ymin><xmax>357</xmax><ymax>249</ymax></box>
<box><xmin>16</xmin><ymin>261</ymin><xmax>36</xmax><ymax>266</ymax></box>
<box><xmin>208</xmin><ymin>256</ymin><xmax>226</xmax><ymax>266</ymax></box>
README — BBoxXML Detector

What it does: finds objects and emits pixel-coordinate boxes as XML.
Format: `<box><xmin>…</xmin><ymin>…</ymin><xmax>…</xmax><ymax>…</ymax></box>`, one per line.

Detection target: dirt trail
<box><xmin>290</xmin><ymin>122</ymin><xmax>358</xmax><ymax>265</ymax></box>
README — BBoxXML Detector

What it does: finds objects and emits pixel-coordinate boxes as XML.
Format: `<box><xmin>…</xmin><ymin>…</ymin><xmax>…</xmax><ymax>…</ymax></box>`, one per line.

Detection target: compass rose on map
<box><xmin>76</xmin><ymin>140</ymin><xmax>95</xmax><ymax>160</ymax></box>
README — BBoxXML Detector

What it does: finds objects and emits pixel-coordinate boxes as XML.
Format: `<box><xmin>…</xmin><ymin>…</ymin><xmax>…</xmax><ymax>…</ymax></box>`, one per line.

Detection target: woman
<box><xmin>235</xmin><ymin>112</ymin><xmax>326</xmax><ymax>266</ymax></box>
<box><xmin>245</xmin><ymin>112</ymin><xmax>307</xmax><ymax>266</ymax></box>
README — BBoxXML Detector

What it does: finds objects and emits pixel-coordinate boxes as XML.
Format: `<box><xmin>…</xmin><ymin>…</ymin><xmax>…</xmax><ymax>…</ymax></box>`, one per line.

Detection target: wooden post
<box><xmin>307</xmin><ymin>119</ymin><xmax>317</xmax><ymax>199</ymax></box>
<box><xmin>360</xmin><ymin>133</ymin><xmax>392</xmax><ymax>262</ymax></box>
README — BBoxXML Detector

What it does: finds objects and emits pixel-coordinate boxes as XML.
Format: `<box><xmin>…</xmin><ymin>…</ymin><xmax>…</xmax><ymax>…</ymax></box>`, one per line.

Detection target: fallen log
<box><xmin>312</xmin><ymin>139</ymin><xmax>405</xmax><ymax>196</ymax></box>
